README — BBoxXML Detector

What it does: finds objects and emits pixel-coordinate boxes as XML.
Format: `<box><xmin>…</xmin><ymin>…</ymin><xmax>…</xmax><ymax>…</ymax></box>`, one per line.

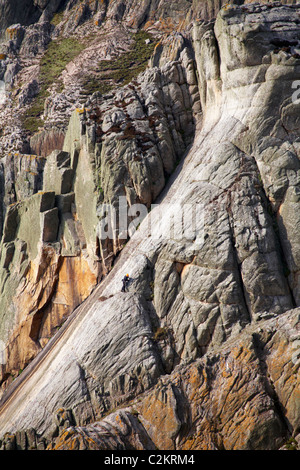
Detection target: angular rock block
<box><xmin>41</xmin><ymin>207</ymin><xmax>59</xmax><ymax>243</ymax></box>
<box><xmin>43</xmin><ymin>150</ymin><xmax>74</xmax><ymax>195</ymax></box>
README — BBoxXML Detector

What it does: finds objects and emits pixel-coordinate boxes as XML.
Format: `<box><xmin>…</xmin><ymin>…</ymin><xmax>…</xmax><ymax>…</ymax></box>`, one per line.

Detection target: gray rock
<box><xmin>0</xmin><ymin>1</ymin><xmax>300</xmax><ymax>452</ymax></box>
<box><xmin>43</xmin><ymin>150</ymin><xmax>74</xmax><ymax>195</ymax></box>
<box><xmin>41</xmin><ymin>207</ymin><xmax>59</xmax><ymax>243</ymax></box>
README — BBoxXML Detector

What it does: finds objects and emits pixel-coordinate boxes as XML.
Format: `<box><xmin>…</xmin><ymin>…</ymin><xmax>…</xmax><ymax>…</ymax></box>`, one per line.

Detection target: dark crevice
<box><xmin>251</xmin><ymin>332</ymin><xmax>293</xmax><ymax>443</ymax></box>
<box><xmin>252</xmin><ymin>159</ymin><xmax>297</xmax><ymax>309</ymax></box>
<box><xmin>228</xmin><ymin>214</ymin><xmax>253</xmax><ymax>324</ymax></box>
<box><xmin>231</xmin><ymin>142</ymin><xmax>297</xmax><ymax>309</ymax></box>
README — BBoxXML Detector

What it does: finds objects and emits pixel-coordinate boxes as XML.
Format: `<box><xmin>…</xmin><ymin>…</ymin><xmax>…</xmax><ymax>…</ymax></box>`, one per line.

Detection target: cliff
<box><xmin>0</xmin><ymin>0</ymin><xmax>299</xmax><ymax>451</ymax></box>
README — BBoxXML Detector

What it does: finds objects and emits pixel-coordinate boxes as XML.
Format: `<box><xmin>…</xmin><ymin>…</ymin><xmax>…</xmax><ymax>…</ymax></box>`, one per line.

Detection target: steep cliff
<box><xmin>0</xmin><ymin>0</ymin><xmax>300</xmax><ymax>451</ymax></box>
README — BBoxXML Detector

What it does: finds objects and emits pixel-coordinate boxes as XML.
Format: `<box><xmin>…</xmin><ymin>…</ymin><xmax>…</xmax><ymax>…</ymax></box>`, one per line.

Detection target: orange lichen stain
<box><xmin>181</xmin><ymin>263</ymin><xmax>192</xmax><ymax>278</ymax></box>
<box><xmin>37</xmin><ymin>255</ymin><xmax>97</xmax><ymax>344</ymax></box>
<box><xmin>138</xmin><ymin>385</ymin><xmax>183</xmax><ymax>450</ymax></box>
<box><xmin>144</xmin><ymin>20</ymin><xmax>155</xmax><ymax>29</ymax></box>
<box><xmin>115</xmin><ymin>413</ymin><xmax>122</xmax><ymax>425</ymax></box>
<box><xmin>6</xmin><ymin>26</ymin><xmax>21</xmax><ymax>40</ymax></box>
<box><xmin>0</xmin><ymin>247</ymin><xmax>98</xmax><ymax>386</ymax></box>
<box><xmin>183</xmin><ymin>364</ymin><xmax>203</xmax><ymax>401</ymax></box>
<box><xmin>266</xmin><ymin>339</ymin><xmax>290</xmax><ymax>382</ymax></box>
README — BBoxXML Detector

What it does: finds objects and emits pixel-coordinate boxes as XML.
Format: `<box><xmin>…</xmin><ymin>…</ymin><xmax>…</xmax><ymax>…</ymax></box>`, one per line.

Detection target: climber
<box><xmin>121</xmin><ymin>273</ymin><xmax>131</xmax><ymax>292</ymax></box>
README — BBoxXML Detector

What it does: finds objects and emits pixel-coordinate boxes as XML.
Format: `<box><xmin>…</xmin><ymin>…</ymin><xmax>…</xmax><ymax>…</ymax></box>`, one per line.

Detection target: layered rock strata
<box><xmin>0</xmin><ymin>1</ymin><xmax>300</xmax><ymax>451</ymax></box>
<box><xmin>0</xmin><ymin>33</ymin><xmax>199</xmax><ymax>387</ymax></box>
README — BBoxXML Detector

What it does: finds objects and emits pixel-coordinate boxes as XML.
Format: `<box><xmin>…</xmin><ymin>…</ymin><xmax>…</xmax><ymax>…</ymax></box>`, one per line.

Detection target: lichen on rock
<box><xmin>0</xmin><ymin>0</ymin><xmax>300</xmax><ymax>452</ymax></box>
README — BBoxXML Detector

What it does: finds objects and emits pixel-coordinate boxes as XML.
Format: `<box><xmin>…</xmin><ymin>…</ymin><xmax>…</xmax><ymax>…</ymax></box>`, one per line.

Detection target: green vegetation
<box><xmin>50</xmin><ymin>10</ymin><xmax>65</xmax><ymax>26</ymax></box>
<box><xmin>22</xmin><ymin>37</ymin><xmax>86</xmax><ymax>133</ymax></box>
<box><xmin>83</xmin><ymin>30</ymin><xmax>155</xmax><ymax>95</ymax></box>
<box><xmin>149</xmin><ymin>280</ymin><xmax>155</xmax><ymax>300</ymax></box>
<box><xmin>284</xmin><ymin>437</ymin><xmax>298</xmax><ymax>450</ymax></box>
<box><xmin>83</xmin><ymin>77</ymin><xmax>112</xmax><ymax>96</ymax></box>
<box><xmin>153</xmin><ymin>326</ymin><xmax>168</xmax><ymax>342</ymax></box>
<box><xmin>22</xmin><ymin>30</ymin><xmax>155</xmax><ymax>134</ymax></box>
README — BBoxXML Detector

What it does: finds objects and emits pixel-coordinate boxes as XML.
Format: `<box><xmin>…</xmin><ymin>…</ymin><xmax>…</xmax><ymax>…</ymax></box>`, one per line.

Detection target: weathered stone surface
<box><xmin>30</xmin><ymin>129</ymin><xmax>65</xmax><ymax>158</ymax></box>
<box><xmin>3</xmin><ymin>308</ymin><xmax>299</xmax><ymax>451</ymax></box>
<box><xmin>43</xmin><ymin>150</ymin><xmax>74</xmax><ymax>195</ymax></box>
<box><xmin>40</xmin><ymin>207</ymin><xmax>59</xmax><ymax>242</ymax></box>
<box><xmin>0</xmin><ymin>0</ymin><xmax>300</xmax><ymax>452</ymax></box>
<box><xmin>0</xmin><ymin>151</ymin><xmax>98</xmax><ymax>386</ymax></box>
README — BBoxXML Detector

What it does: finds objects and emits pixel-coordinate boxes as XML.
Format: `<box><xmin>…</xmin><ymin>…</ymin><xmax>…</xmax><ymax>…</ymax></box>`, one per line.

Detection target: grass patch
<box><xmin>22</xmin><ymin>36</ymin><xmax>86</xmax><ymax>133</ymax></box>
<box><xmin>39</xmin><ymin>37</ymin><xmax>85</xmax><ymax>89</ymax></box>
<box><xmin>83</xmin><ymin>30</ymin><xmax>155</xmax><ymax>95</ymax></box>
<box><xmin>153</xmin><ymin>327</ymin><xmax>168</xmax><ymax>342</ymax></box>
<box><xmin>83</xmin><ymin>77</ymin><xmax>113</xmax><ymax>96</ymax></box>
<box><xmin>22</xmin><ymin>30</ymin><xmax>155</xmax><ymax>133</ymax></box>
<box><xmin>50</xmin><ymin>10</ymin><xmax>65</xmax><ymax>27</ymax></box>
<box><xmin>284</xmin><ymin>437</ymin><xmax>298</xmax><ymax>450</ymax></box>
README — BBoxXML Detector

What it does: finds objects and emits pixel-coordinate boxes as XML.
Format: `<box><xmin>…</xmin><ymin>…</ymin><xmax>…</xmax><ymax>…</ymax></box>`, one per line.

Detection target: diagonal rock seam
<box><xmin>0</xmin><ymin>0</ymin><xmax>299</xmax><ymax>451</ymax></box>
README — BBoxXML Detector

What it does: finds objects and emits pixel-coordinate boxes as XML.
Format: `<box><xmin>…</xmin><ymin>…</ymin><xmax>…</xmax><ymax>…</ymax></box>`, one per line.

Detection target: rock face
<box><xmin>0</xmin><ymin>0</ymin><xmax>201</xmax><ymax>386</ymax></box>
<box><xmin>0</xmin><ymin>0</ymin><xmax>300</xmax><ymax>452</ymax></box>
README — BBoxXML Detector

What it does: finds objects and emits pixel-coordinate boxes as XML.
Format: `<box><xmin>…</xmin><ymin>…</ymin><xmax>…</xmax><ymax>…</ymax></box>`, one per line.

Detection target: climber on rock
<box><xmin>121</xmin><ymin>273</ymin><xmax>131</xmax><ymax>292</ymax></box>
